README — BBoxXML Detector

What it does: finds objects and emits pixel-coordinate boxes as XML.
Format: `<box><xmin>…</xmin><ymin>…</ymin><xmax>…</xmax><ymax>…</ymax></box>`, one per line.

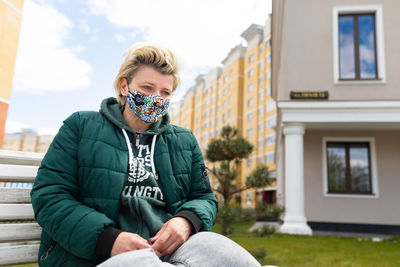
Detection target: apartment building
<box><xmin>3</xmin><ymin>129</ymin><xmax>54</xmax><ymax>153</ymax></box>
<box><xmin>171</xmin><ymin>17</ymin><xmax>276</xmax><ymax>207</ymax></box>
<box><xmin>0</xmin><ymin>0</ymin><xmax>24</xmax><ymax>148</ymax></box>
<box><xmin>272</xmin><ymin>0</ymin><xmax>400</xmax><ymax>235</ymax></box>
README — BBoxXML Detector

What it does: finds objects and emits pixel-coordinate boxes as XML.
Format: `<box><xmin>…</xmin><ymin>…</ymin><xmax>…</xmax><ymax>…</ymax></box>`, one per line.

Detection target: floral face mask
<box><xmin>126</xmin><ymin>89</ymin><xmax>170</xmax><ymax>124</ymax></box>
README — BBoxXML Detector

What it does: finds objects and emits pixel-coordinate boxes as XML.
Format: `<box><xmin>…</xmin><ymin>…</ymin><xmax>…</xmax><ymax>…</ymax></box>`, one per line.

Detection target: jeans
<box><xmin>97</xmin><ymin>232</ymin><xmax>261</xmax><ymax>267</ymax></box>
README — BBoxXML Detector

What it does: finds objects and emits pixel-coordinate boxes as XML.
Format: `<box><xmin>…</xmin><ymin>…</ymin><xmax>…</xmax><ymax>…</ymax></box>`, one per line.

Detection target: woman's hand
<box><xmin>111</xmin><ymin>232</ymin><xmax>151</xmax><ymax>257</ymax></box>
<box><xmin>150</xmin><ymin>217</ymin><xmax>192</xmax><ymax>256</ymax></box>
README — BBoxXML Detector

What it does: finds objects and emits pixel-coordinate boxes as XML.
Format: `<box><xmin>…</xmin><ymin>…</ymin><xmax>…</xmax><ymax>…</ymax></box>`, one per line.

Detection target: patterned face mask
<box><xmin>126</xmin><ymin>89</ymin><xmax>170</xmax><ymax>124</ymax></box>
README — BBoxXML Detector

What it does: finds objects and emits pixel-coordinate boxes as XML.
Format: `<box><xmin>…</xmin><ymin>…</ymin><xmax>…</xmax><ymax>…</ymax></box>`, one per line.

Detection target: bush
<box><xmin>255</xmin><ymin>202</ymin><xmax>285</xmax><ymax>220</ymax></box>
<box><xmin>255</xmin><ymin>225</ymin><xmax>276</xmax><ymax>237</ymax></box>
<box><xmin>232</xmin><ymin>206</ymin><xmax>256</xmax><ymax>222</ymax></box>
<box><xmin>249</xmin><ymin>247</ymin><xmax>267</xmax><ymax>261</ymax></box>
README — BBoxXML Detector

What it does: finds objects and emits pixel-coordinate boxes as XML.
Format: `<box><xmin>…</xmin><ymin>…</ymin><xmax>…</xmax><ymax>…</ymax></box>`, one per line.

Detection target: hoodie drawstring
<box><xmin>121</xmin><ymin>128</ymin><xmax>158</xmax><ymax>180</ymax></box>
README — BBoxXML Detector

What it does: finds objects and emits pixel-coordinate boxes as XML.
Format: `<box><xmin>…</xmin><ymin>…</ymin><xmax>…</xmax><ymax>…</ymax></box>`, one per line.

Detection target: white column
<box><xmin>279</xmin><ymin>124</ymin><xmax>312</xmax><ymax>235</ymax></box>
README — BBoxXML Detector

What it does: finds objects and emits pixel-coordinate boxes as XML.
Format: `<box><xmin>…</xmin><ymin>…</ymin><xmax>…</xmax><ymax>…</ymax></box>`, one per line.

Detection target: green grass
<box><xmin>212</xmin><ymin>221</ymin><xmax>400</xmax><ymax>267</ymax></box>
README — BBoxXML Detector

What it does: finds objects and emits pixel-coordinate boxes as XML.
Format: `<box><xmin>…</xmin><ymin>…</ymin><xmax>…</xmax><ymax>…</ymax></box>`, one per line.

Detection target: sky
<box><xmin>6</xmin><ymin>0</ymin><xmax>272</xmax><ymax>135</ymax></box>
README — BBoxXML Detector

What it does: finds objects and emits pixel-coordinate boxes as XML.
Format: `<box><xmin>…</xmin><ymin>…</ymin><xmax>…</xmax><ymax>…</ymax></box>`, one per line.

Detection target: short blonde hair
<box><xmin>114</xmin><ymin>44</ymin><xmax>180</xmax><ymax>105</ymax></box>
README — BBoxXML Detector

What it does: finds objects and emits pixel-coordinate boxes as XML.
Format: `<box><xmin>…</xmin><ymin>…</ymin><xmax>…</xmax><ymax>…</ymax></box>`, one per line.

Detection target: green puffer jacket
<box><xmin>31</xmin><ymin>98</ymin><xmax>218</xmax><ymax>266</ymax></box>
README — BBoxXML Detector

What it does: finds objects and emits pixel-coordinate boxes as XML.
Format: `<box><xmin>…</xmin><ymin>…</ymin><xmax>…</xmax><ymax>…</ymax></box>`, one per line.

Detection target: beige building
<box><xmin>272</xmin><ymin>0</ymin><xmax>400</xmax><ymax>235</ymax></box>
<box><xmin>3</xmin><ymin>129</ymin><xmax>54</xmax><ymax>153</ymax></box>
<box><xmin>0</xmin><ymin>0</ymin><xmax>24</xmax><ymax>148</ymax></box>
<box><xmin>171</xmin><ymin>17</ymin><xmax>276</xmax><ymax>207</ymax></box>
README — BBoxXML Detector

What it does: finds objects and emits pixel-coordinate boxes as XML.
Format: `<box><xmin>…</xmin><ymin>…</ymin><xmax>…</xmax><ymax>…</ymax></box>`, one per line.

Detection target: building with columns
<box><xmin>272</xmin><ymin>0</ymin><xmax>400</xmax><ymax>235</ymax></box>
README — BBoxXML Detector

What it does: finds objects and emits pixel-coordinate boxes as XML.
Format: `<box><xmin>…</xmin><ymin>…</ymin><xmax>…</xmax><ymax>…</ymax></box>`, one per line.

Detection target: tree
<box><xmin>206</xmin><ymin>125</ymin><xmax>272</xmax><ymax>235</ymax></box>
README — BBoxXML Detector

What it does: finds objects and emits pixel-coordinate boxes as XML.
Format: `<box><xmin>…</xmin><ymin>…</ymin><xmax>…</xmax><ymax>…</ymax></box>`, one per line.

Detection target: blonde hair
<box><xmin>114</xmin><ymin>44</ymin><xmax>180</xmax><ymax>105</ymax></box>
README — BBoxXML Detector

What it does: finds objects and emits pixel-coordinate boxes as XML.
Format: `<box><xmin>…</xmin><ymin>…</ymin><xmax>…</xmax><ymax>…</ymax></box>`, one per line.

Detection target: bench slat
<box><xmin>0</xmin><ymin>150</ymin><xmax>44</xmax><ymax>166</ymax></box>
<box><xmin>0</xmin><ymin>223</ymin><xmax>42</xmax><ymax>242</ymax></box>
<box><xmin>0</xmin><ymin>244</ymin><xmax>39</xmax><ymax>265</ymax></box>
<box><xmin>0</xmin><ymin>204</ymin><xmax>34</xmax><ymax>221</ymax></box>
<box><xmin>0</xmin><ymin>188</ymin><xmax>31</xmax><ymax>203</ymax></box>
<box><xmin>0</xmin><ymin>164</ymin><xmax>38</xmax><ymax>183</ymax></box>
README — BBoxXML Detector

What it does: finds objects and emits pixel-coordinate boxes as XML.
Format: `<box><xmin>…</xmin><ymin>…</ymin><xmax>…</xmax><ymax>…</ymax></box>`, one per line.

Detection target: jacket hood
<box><xmin>100</xmin><ymin>97</ymin><xmax>170</xmax><ymax>135</ymax></box>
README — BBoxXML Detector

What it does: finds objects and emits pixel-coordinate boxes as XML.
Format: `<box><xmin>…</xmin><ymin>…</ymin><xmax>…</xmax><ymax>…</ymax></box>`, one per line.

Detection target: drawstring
<box><xmin>121</xmin><ymin>128</ymin><xmax>158</xmax><ymax>179</ymax></box>
<box><xmin>150</xmin><ymin>135</ymin><xmax>158</xmax><ymax>180</ymax></box>
<box><xmin>121</xmin><ymin>129</ymin><xmax>133</xmax><ymax>166</ymax></box>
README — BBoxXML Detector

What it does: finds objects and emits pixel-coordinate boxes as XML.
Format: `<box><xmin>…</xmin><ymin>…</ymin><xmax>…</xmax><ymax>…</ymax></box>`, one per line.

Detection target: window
<box><xmin>258</xmin><ymin>139</ymin><xmax>263</xmax><ymax>148</ymax></box>
<box><xmin>265</xmin><ymin>100</ymin><xmax>276</xmax><ymax>113</ymax></box>
<box><xmin>258</xmin><ymin>122</ymin><xmax>263</xmax><ymax>133</ymax></box>
<box><xmin>259</xmin><ymin>44</ymin><xmax>264</xmax><ymax>54</ymax></box>
<box><xmin>228</xmin><ymin>109</ymin><xmax>231</xmax><ymax>117</ymax></box>
<box><xmin>247</xmin><ymin>98</ymin><xmax>253</xmax><ymax>107</ymax></box>
<box><xmin>265</xmin><ymin>134</ymin><xmax>276</xmax><ymax>146</ymax></box>
<box><xmin>265</xmin><ymin>116</ymin><xmax>276</xmax><ymax>129</ymax></box>
<box><xmin>248</xmin><ymin>54</ymin><xmax>254</xmax><ymax>63</ymax></box>
<box><xmin>258</xmin><ymin>107</ymin><xmax>263</xmax><ymax>116</ymax></box>
<box><xmin>258</xmin><ymin>156</ymin><xmax>263</xmax><ymax>165</ymax></box>
<box><xmin>258</xmin><ymin>75</ymin><xmax>264</xmax><ymax>85</ymax></box>
<box><xmin>258</xmin><ymin>90</ymin><xmax>264</xmax><ymax>100</ymax></box>
<box><xmin>265</xmin><ymin>84</ymin><xmax>271</xmax><ymax>96</ymax></box>
<box><xmin>265</xmin><ymin>153</ymin><xmax>274</xmax><ymax>164</ymax></box>
<box><xmin>229</xmin><ymin>70</ymin><xmax>232</xmax><ymax>77</ymax></box>
<box><xmin>223</xmin><ymin>76</ymin><xmax>227</xmax><ymax>83</ymax></box>
<box><xmin>265</xmin><ymin>69</ymin><xmax>271</xmax><ymax>80</ymax></box>
<box><xmin>338</xmin><ymin>14</ymin><xmax>377</xmax><ymax>80</ymax></box>
<box><xmin>223</xmin><ymin>101</ymin><xmax>226</xmax><ymax>108</ymax></box>
<box><xmin>228</xmin><ymin>95</ymin><xmax>232</xmax><ymax>103</ymax></box>
<box><xmin>248</xmin><ymin>83</ymin><xmax>254</xmax><ymax>92</ymax></box>
<box><xmin>248</xmin><ymin>68</ymin><xmax>254</xmax><ymax>78</ymax></box>
<box><xmin>247</xmin><ymin>159</ymin><xmax>252</xmax><ymax>168</ymax></box>
<box><xmin>333</xmin><ymin>6</ymin><xmax>385</xmax><ymax>83</ymax></box>
<box><xmin>326</xmin><ymin>142</ymin><xmax>372</xmax><ymax>194</ymax></box>
<box><xmin>266</xmin><ymin>54</ymin><xmax>271</xmax><ymax>64</ymax></box>
<box><xmin>222</xmin><ymin>114</ymin><xmax>226</xmax><ymax>123</ymax></box>
<box><xmin>247</xmin><ymin>128</ymin><xmax>253</xmax><ymax>137</ymax></box>
<box><xmin>247</xmin><ymin>112</ymin><xmax>253</xmax><ymax>122</ymax></box>
<box><xmin>223</xmin><ymin>88</ymin><xmax>227</xmax><ymax>95</ymax></box>
<box><xmin>259</xmin><ymin>61</ymin><xmax>264</xmax><ymax>70</ymax></box>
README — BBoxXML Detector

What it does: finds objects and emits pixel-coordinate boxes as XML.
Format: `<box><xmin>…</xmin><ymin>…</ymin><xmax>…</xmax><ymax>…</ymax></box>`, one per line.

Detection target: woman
<box><xmin>31</xmin><ymin>44</ymin><xmax>261</xmax><ymax>267</ymax></box>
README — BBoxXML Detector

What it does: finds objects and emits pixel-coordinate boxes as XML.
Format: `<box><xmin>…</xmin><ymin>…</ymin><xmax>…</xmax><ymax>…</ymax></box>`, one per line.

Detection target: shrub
<box><xmin>255</xmin><ymin>202</ymin><xmax>285</xmax><ymax>220</ymax></box>
<box><xmin>255</xmin><ymin>225</ymin><xmax>276</xmax><ymax>237</ymax></box>
<box><xmin>249</xmin><ymin>247</ymin><xmax>267</xmax><ymax>261</ymax></box>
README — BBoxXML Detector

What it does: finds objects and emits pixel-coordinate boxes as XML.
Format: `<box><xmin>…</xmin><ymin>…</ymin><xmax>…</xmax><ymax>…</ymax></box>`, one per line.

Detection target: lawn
<box><xmin>212</xmin><ymin>221</ymin><xmax>400</xmax><ymax>267</ymax></box>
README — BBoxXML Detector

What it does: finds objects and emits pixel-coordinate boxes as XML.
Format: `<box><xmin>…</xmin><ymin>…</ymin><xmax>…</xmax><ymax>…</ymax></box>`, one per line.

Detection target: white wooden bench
<box><xmin>0</xmin><ymin>150</ymin><xmax>44</xmax><ymax>266</ymax></box>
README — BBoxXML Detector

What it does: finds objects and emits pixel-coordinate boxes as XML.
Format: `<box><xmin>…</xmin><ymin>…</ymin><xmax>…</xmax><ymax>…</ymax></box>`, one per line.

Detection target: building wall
<box><xmin>0</xmin><ymin>0</ymin><xmax>24</xmax><ymax>148</ymax></box>
<box><xmin>304</xmin><ymin>130</ymin><xmax>400</xmax><ymax>225</ymax></box>
<box><xmin>3</xmin><ymin>132</ymin><xmax>54</xmax><ymax>153</ymax></box>
<box><xmin>273</xmin><ymin>0</ymin><xmax>400</xmax><ymax>101</ymax></box>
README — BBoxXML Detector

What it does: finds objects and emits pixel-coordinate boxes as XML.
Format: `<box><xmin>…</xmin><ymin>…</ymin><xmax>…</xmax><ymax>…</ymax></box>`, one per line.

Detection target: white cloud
<box><xmin>114</xmin><ymin>33</ymin><xmax>126</xmax><ymax>42</ymax></box>
<box><xmin>5</xmin><ymin>121</ymin><xmax>30</xmax><ymax>133</ymax></box>
<box><xmin>13</xmin><ymin>0</ymin><xmax>91</xmax><ymax>93</ymax></box>
<box><xmin>86</xmin><ymin>0</ymin><xmax>271</xmax><ymax>73</ymax></box>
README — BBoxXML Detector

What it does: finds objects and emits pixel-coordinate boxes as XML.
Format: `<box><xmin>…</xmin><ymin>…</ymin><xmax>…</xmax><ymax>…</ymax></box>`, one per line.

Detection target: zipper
<box><xmin>40</xmin><ymin>241</ymin><xmax>57</xmax><ymax>262</ymax></box>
